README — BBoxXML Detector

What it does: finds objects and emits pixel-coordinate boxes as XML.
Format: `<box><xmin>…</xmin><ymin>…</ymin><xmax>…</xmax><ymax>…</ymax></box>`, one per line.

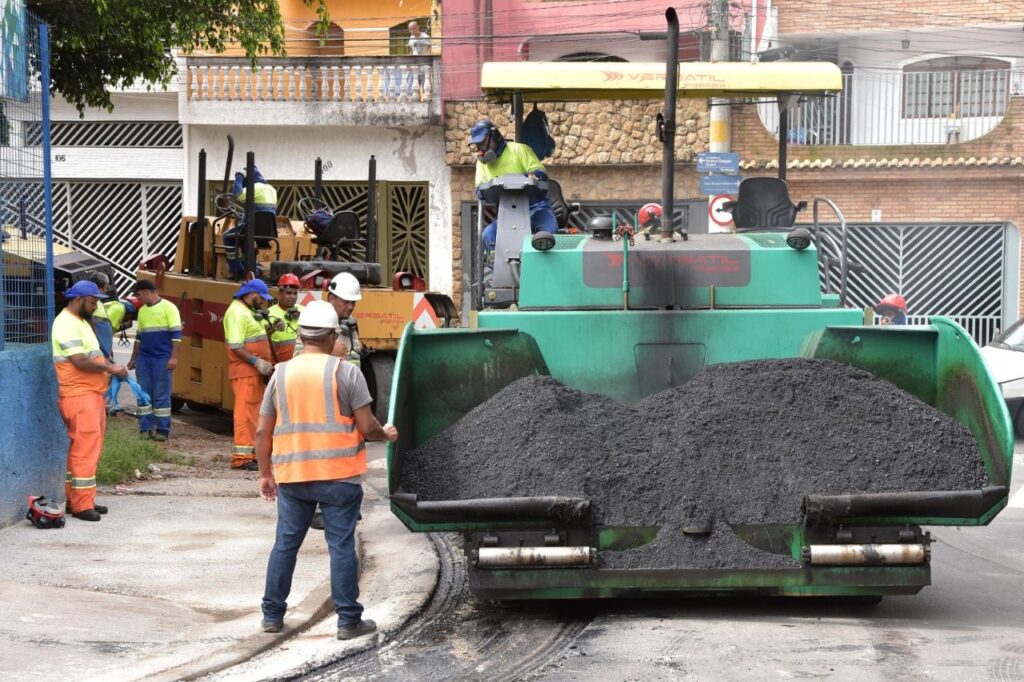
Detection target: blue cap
<box><xmin>64</xmin><ymin>280</ymin><xmax>109</xmax><ymax>300</ymax></box>
<box><xmin>234</xmin><ymin>279</ymin><xmax>273</xmax><ymax>301</ymax></box>
<box><xmin>469</xmin><ymin>121</ymin><xmax>493</xmax><ymax>145</ymax></box>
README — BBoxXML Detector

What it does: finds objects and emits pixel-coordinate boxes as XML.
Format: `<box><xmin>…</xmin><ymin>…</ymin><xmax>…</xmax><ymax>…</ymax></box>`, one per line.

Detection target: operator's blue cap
<box><xmin>234</xmin><ymin>278</ymin><xmax>273</xmax><ymax>301</ymax></box>
<box><xmin>64</xmin><ymin>280</ymin><xmax>109</xmax><ymax>300</ymax></box>
<box><xmin>469</xmin><ymin>121</ymin><xmax>493</xmax><ymax>145</ymax></box>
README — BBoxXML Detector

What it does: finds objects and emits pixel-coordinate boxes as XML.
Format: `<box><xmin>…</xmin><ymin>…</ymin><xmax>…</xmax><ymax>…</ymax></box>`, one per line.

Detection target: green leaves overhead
<box><xmin>29</xmin><ymin>0</ymin><xmax>329</xmax><ymax>113</ymax></box>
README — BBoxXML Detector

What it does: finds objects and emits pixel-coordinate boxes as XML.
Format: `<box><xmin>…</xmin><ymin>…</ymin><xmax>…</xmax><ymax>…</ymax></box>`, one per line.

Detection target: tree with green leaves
<box><xmin>28</xmin><ymin>0</ymin><xmax>328</xmax><ymax>113</ymax></box>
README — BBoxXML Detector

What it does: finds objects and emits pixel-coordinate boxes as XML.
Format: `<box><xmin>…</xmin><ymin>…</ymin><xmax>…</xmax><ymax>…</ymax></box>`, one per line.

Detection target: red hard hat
<box><xmin>638</xmin><ymin>203</ymin><xmax>663</xmax><ymax>226</ymax></box>
<box><xmin>278</xmin><ymin>273</ymin><xmax>301</xmax><ymax>288</ymax></box>
<box><xmin>127</xmin><ymin>296</ymin><xmax>142</xmax><ymax>311</ymax></box>
<box><xmin>876</xmin><ymin>293</ymin><xmax>907</xmax><ymax>314</ymax></box>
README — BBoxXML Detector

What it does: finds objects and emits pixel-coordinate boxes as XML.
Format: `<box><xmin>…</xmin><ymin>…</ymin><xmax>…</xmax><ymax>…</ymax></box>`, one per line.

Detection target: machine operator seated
<box><xmin>470</xmin><ymin>120</ymin><xmax>557</xmax><ymax>252</ymax></box>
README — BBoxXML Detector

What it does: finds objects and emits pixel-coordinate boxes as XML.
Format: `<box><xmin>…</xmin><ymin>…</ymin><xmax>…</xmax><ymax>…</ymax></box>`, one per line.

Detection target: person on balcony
<box><xmin>404</xmin><ymin>21</ymin><xmax>431</xmax><ymax>99</ymax></box>
<box><xmin>224</xmin><ymin>166</ymin><xmax>278</xmax><ymax>278</ymax></box>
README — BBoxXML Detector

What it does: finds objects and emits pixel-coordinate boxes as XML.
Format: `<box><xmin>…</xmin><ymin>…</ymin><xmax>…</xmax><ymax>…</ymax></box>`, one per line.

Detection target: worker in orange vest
<box><xmin>254</xmin><ymin>300</ymin><xmax>398</xmax><ymax>640</ymax></box>
<box><xmin>51</xmin><ymin>280</ymin><xmax>128</xmax><ymax>521</ymax></box>
<box><xmin>224</xmin><ymin>279</ymin><xmax>275</xmax><ymax>470</ymax></box>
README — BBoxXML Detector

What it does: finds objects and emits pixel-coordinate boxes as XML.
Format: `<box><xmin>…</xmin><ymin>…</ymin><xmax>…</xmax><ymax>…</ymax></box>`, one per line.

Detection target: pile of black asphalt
<box><xmin>401</xmin><ymin>359</ymin><xmax>988</xmax><ymax>568</ymax></box>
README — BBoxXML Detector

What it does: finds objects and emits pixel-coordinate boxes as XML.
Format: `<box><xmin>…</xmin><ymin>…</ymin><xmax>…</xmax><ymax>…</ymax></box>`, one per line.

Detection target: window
<box><xmin>389</xmin><ymin>17</ymin><xmax>430</xmax><ymax>56</ymax></box>
<box><xmin>902</xmin><ymin>57</ymin><xmax>1009</xmax><ymax>119</ymax></box>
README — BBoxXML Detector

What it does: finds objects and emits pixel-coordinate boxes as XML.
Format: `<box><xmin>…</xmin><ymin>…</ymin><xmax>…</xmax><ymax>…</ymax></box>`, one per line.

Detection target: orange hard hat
<box><xmin>277</xmin><ymin>273</ymin><xmax>301</xmax><ymax>288</ymax></box>
<box><xmin>638</xmin><ymin>203</ymin><xmax>663</xmax><ymax>227</ymax></box>
<box><xmin>875</xmin><ymin>293</ymin><xmax>907</xmax><ymax>314</ymax></box>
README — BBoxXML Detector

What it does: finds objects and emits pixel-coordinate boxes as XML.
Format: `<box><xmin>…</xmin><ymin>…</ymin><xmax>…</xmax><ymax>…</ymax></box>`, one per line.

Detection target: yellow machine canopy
<box><xmin>480</xmin><ymin>61</ymin><xmax>843</xmax><ymax>100</ymax></box>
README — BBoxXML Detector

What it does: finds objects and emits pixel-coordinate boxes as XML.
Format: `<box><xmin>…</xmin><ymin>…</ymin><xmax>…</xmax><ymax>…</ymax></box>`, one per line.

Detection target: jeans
<box><xmin>383</xmin><ymin>67</ymin><xmax>399</xmax><ymax>97</ymax></box>
<box><xmin>136</xmin><ymin>355</ymin><xmax>172</xmax><ymax>434</ymax></box>
<box><xmin>482</xmin><ymin>198</ymin><xmax>559</xmax><ymax>251</ymax></box>
<box><xmin>404</xmin><ymin>71</ymin><xmax>426</xmax><ymax>97</ymax></box>
<box><xmin>262</xmin><ymin>480</ymin><xmax>364</xmax><ymax>626</ymax></box>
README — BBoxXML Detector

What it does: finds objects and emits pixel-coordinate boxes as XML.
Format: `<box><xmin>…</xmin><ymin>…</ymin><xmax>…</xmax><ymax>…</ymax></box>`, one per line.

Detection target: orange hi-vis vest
<box><xmin>270</xmin><ymin>353</ymin><xmax>367</xmax><ymax>484</ymax></box>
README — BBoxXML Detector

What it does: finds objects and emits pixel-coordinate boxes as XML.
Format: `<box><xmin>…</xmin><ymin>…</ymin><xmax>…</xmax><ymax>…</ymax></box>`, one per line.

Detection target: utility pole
<box><xmin>708</xmin><ymin>0</ymin><xmax>733</xmax><ymax>232</ymax></box>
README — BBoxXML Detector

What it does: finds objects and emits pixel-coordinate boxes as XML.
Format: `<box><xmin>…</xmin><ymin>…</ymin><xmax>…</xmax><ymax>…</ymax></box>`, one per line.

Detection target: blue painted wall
<box><xmin>0</xmin><ymin>345</ymin><xmax>67</xmax><ymax>528</ymax></box>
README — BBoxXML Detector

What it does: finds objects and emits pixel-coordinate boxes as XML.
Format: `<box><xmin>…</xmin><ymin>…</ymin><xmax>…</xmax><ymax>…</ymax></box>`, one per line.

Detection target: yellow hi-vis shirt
<box><xmin>268</xmin><ymin>303</ymin><xmax>304</xmax><ymax>345</ymax></box>
<box><xmin>51</xmin><ymin>308</ymin><xmax>107</xmax><ymax>398</ymax></box>
<box><xmin>474</xmin><ymin>141</ymin><xmax>545</xmax><ymax>187</ymax></box>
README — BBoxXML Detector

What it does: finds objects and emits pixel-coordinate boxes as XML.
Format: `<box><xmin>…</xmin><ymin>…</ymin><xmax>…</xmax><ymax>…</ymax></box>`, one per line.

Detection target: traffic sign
<box><xmin>708</xmin><ymin>194</ymin><xmax>735</xmax><ymax>229</ymax></box>
<box><xmin>700</xmin><ymin>173</ymin><xmax>741</xmax><ymax>196</ymax></box>
<box><xmin>696</xmin><ymin>152</ymin><xmax>740</xmax><ymax>173</ymax></box>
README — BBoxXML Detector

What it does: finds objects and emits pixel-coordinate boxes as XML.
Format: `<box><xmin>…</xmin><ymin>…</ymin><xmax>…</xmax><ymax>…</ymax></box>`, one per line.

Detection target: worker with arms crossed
<box><xmin>470</xmin><ymin>120</ymin><xmax>558</xmax><ymax>252</ymax></box>
<box><xmin>255</xmin><ymin>300</ymin><xmax>398</xmax><ymax>639</ymax></box>
<box><xmin>268</xmin><ymin>274</ymin><xmax>304</xmax><ymax>362</ymax></box>
<box><xmin>52</xmin><ymin>280</ymin><xmax>128</xmax><ymax>522</ymax></box>
<box><xmin>224</xmin><ymin>279</ymin><xmax>276</xmax><ymax>471</ymax></box>
<box><xmin>127</xmin><ymin>280</ymin><xmax>181</xmax><ymax>442</ymax></box>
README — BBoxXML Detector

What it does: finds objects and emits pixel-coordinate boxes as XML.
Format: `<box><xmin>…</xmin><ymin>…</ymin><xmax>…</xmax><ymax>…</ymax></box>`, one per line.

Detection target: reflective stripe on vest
<box><xmin>271</xmin><ymin>354</ymin><xmax>366</xmax><ymax>483</ymax></box>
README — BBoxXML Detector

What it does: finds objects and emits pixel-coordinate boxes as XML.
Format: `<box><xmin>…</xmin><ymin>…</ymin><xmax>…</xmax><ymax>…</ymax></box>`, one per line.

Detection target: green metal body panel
<box><xmin>517</xmin><ymin>233</ymin><xmax>826</xmax><ymax>310</ymax></box>
<box><xmin>387</xmin><ymin>230</ymin><xmax>1013</xmax><ymax>600</ymax></box>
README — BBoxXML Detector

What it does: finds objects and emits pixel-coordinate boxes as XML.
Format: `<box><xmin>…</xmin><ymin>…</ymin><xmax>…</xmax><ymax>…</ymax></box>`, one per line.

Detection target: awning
<box><xmin>481</xmin><ymin>61</ymin><xmax>843</xmax><ymax>101</ymax></box>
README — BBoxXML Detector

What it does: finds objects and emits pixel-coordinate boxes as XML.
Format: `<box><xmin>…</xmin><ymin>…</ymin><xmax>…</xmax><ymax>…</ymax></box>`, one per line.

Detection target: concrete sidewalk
<box><xmin>0</xmin><ymin>445</ymin><xmax>437</xmax><ymax>681</ymax></box>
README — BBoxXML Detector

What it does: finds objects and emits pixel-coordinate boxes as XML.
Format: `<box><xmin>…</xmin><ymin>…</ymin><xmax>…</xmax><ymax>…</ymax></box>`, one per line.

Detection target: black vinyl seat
<box><xmin>730</xmin><ymin>177</ymin><xmax>806</xmax><ymax>232</ymax></box>
<box><xmin>546</xmin><ymin>178</ymin><xmax>582</xmax><ymax>233</ymax></box>
<box><xmin>232</xmin><ymin>211</ymin><xmax>281</xmax><ymax>260</ymax></box>
<box><xmin>312</xmin><ymin>211</ymin><xmax>361</xmax><ymax>261</ymax></box>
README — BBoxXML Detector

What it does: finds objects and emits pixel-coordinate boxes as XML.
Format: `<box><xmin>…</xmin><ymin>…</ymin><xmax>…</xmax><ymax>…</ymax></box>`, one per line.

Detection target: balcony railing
<box><xmin>757</xmin><ymin>68</ymin><xmax>1024</xmax><ymax>146</ymax></box>
<box><xmin>184</xmin><ymin>56</ymin><xmax>435</xmax><ymax>103</ymax></box>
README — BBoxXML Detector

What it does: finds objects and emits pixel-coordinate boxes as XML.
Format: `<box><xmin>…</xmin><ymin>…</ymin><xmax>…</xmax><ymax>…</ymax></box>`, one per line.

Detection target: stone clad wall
<box><xmin>445</xmin><ymin>99</ymin><xmax>710</xmax><ymax>166</ymax></box>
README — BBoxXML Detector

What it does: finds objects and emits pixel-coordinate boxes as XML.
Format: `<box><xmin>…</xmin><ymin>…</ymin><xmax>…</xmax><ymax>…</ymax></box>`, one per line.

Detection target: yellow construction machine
<box><xmin>138</xmin><ymin>140</ymin><xmax>456</xmax><ymax>420</ymax></box>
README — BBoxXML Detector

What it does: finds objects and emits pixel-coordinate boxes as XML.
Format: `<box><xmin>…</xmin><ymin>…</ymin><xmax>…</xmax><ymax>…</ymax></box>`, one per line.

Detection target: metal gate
<box><xmin>1</xmin><ymin>180</ymin><xmax>181</xmax><ymax>296</ymax></box>
<box><xmin>823</xmin><ymin>222</ymin><xmax>1015</xmax><ymax>345</ymax></box>
<box><xmin>215</xmin><ymin>180</ymin><xmax>431</xmax><ymax>283</ymax></box>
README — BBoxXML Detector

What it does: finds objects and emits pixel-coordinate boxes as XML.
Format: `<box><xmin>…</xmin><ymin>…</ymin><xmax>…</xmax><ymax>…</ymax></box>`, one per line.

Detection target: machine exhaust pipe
<box><xmin>191</xmin><ymin>148</ymin><xmax>206</xmax><ymax>276</ymax></box>
<box><xmin>476</xmin><ymin>546</ymin><xmax>595</xmax><ymax>568</ymax></box>
<box><xmin>243</xmin><ymin>151</ymin><xmax>256</xmax><ymax>275</ymax></box>
<box><xmin>803</xmin><ymin>544</ymin><xmax>929</xmax><ymax>566</ymax></box>
<box><xmin>660</xmin><ymin>7</ymin><xmax>681</xmax><ymax>242</ymax></box>
<box><xmin>367</xmin><ymin>155</ymin><xmax>378</xmax><ymax>265</ymax></box>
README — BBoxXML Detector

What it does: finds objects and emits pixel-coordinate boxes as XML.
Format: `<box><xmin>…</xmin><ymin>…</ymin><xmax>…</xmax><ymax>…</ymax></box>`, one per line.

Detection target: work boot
<box><xmin>261</xmin><ymin>618</ymin><xmax>283</xmax><ymax>633</ymax></box>
<box><xmin>337</xmin><ymin>619</ymin><xmax>376</xmax><ymax>640</ymax></box>
<box><xmin>151</xmin><ymin>432</ymin><xmax>168</xmax><ymax>443</ymax></box>
<box><xmin>239</xmin><ymin>460</ymin><xmax>259</xmax><ymax>472</ymax></box>
<box><xmin>72</xmin><ymin>509</ymin><xmax>102</xmax><ymax>522</ymax></box>
<box><xmin>93</xmin><ymin>504</ymin><xmax>108</xmax><ymax>515</ymax></box>
<box><xmin>310</xmin><ymin>511</ymin><xmax>325</xmax><ymax>530</ymax></box>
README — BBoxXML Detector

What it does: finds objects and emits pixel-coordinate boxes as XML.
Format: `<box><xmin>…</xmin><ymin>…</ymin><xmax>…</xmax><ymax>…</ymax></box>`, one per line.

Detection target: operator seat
<box><xmin>312</xmin><ymin>210</ymin><xmax>360</xmax><ymax>261</ymax></box>
<box><xmin>546</xmin><ymin>178</ymin><xmax>581</xmax><ymax>233</ymax></box>
<box><xmin>730</xmin><ymin>177</ymin><xmax>806</xmax><ymax>232</ymax></box>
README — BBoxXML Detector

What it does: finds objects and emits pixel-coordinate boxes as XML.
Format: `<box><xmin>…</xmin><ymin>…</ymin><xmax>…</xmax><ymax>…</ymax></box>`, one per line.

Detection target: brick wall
<box><xmin>784</xmin><ymin>169</ymin><xmax>1024</xmax><ymax>315</ymax></box>
<box><xmin>732</xmin><ymin>96</ymin><xmax>1024</xmax><ymax>315</ymax></box>
<box><xmin>775</xmin><ymin>0</ymin><xmax>1019</xmax><ymax>35</ymax></box>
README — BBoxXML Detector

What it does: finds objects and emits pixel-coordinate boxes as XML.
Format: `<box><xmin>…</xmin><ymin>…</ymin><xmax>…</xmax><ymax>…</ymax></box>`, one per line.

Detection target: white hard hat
<box><xmin>297</xmin><ymin>300</ymin><xmax>339</xmax><ymax>330</ymax></box>
<box><xmin>328</xmin><ymin>272</ymin><xmax>362</xmax><ymax>302</ymax></box>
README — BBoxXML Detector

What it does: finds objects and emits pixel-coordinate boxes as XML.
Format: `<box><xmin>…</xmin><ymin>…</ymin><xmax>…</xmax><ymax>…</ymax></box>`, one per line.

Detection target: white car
<box><xmin>980</xmin><ymin>320</ymin><xmax>1024</xmax><ymax>437</ymax></box>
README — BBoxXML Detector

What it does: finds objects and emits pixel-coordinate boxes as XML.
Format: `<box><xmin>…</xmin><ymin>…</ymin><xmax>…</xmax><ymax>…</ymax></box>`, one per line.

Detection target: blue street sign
<box><xmin>699</xmin><ymin>173</ymin><xmax>741</xmax><ymax>196</ymax></box>
<box><xmin>696</xmin><ymin>152</ymin><xmax>740</xmax><ymax>173</ymax></box>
